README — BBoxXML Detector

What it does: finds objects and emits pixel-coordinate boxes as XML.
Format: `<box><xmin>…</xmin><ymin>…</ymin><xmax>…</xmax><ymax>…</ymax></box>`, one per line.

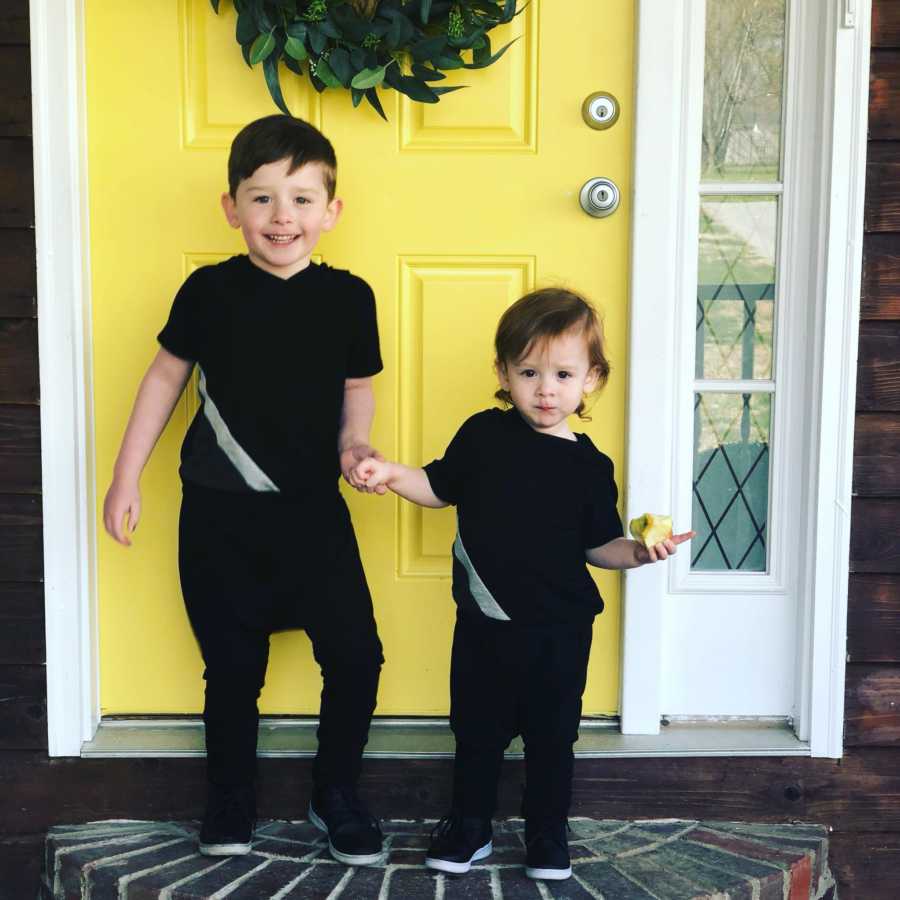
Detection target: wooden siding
<box><xmin>2</xmin><ymin>3</ymin><xmax>900</xmax><ymax>899</ymax></box>
<box><xmin>854</xmin><ymin>0</ymin><xmax>900</xmax><ymax>768</ymax></box>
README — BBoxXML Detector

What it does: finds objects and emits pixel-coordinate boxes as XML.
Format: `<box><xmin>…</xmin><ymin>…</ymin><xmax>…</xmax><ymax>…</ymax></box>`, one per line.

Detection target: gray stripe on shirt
<box><xmin>453</xmin><ymin>529</ymin><xmax>511</xmax><ymax>621</ymax></box>
<box><xmin>198</xmin><ymin>368</ymin><xmax>279</xmax><ymax>492</ymax></box>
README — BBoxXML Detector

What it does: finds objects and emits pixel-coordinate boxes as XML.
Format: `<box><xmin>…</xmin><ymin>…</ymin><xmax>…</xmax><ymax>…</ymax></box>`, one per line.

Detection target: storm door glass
<box><xmin>692</xmin><ymin>0</ymin><xmax>785</xmax><ymax>572</ymax></box>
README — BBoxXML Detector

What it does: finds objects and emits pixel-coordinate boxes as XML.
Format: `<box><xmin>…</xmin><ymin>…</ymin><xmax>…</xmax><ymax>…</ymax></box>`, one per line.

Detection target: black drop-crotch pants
<box><xmin>449</xmin><ymin>611</ymin><xmax>593</xmax><ymax>824</ymax></box>
<box><xmin>178</xmin><ymin>483</ymin><xmax>383</xmax><ymax>789</ymax></box>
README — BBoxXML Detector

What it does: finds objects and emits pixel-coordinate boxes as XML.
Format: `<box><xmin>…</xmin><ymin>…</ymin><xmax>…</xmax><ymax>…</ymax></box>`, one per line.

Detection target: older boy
<box><xmin>103</xmin><ymin>115</ymin><xmax>385</xmax><ymax>865</ymax></box>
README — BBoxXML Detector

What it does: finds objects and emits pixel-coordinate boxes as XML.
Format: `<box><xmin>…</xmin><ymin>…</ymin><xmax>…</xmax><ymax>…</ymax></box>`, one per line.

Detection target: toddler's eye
<box><xmin>295</xmin><ymin>196</ymin><xmax>310</xmax><ymax>205</ymax></box>
<box><xmin>558</xmin><ymin>371</ymin><xmax>572</xmax><ymax>380</ymax></box>
<box><xmin>254</xmin><ymin>196</ymin><xmax>270</xmax><ymax>204</ymax></box>
<box><xmin>521</xmin><ymin>369</ymin><xmax>536</xmax><ymax>378</ymax></box>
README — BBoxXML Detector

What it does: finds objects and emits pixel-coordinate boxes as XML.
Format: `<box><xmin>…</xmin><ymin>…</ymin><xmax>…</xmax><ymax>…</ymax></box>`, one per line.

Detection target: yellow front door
<box><xmin>91</xmin><ymin>0</ymin><xmax>633</xmax><ymax>716</ymax></box>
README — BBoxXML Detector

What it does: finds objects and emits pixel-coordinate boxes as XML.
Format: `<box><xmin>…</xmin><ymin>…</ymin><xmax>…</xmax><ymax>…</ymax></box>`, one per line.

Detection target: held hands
<box><xmin>341</xmin><ymin>445</ymin><xmax>388</xmax><ymax>494</ymax></box>
<box><xmin>350</xmin><ymin>456</ymin><xmax>393</xmax><ymax>494</ymax></box>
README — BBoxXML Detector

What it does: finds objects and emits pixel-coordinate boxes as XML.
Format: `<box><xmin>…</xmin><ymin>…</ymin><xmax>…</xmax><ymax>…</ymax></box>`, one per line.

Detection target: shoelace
<box><xmin>322</xmin><ymin>786</ymin><xmax>381</xmax><ymax>832</ymax></box>
<box><xmin>430</xmin><ymin>814</ymin><xmax>460</xmax><ymax>840</ymax></box>
<box><xmin>526</xmin><ymin>820</ymin><xmax>570</xmax><ymax>849</ymax></box>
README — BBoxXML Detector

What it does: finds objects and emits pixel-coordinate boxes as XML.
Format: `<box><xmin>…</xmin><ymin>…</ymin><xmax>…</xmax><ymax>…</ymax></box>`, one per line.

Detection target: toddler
<box><xmin>353</xmin><ymin>288</ymin><xmax>693</xmax><ymax>880</ymax></box>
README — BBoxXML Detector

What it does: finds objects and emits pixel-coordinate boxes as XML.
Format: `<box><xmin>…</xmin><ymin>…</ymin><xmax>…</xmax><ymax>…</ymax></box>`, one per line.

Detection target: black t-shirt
<box><xmin>157</xmin><ymin>255</ymin><xmax>382</xmax><ymax>496</ymax></box>
<box><xmin>424</xmin><ymin>408</ymin><xmax>623</xmax><ymax>625</ymax></box>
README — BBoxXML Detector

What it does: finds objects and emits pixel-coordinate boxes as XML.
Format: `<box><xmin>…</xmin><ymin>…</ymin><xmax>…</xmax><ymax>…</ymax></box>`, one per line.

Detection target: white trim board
<box><xmin>32</xmin><ymin>0</ymin><xmax>99</xmax><ymax>756</ymax></box>
<box><xmin>34</xmin><ymin>0</ymin><xmax>868</xmax><ymax>757</ymax></box>
<box><xmin>622</xmin><ymin>0</ymin><xmax>869</xmax><ymax>756</ymax></box>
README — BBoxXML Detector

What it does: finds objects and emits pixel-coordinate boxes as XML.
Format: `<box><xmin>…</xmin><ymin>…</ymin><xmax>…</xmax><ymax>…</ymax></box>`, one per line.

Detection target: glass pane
<box><xmin>697</xmin><ymin>196</ymin><xmax>776</xmax><ymax>380</ymax></box>
<box><xmin>692</xmin><ymin>392</ymin><xmax>771</xmax><ymax>571</ymax></box>
<box><xmin>702</xmin><ymin>0</ymin><xmax>786</xmax><ymax>182</ymax></box>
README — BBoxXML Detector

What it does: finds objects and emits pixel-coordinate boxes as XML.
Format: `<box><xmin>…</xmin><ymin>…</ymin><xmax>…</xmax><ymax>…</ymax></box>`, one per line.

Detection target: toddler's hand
<box><xmin>636</xmin><ymin>529</ymin><xmax>696</xmax><ymax>564</ymax></box>
<box><xmin>352</xmin><ymin>457</ymin><xmax>391</xmax><ymax>494</ymax></box>
<box><xmin>341</xmin><ymin>445</ymin><xmax>387</xmax><ymax>494</ymax></box>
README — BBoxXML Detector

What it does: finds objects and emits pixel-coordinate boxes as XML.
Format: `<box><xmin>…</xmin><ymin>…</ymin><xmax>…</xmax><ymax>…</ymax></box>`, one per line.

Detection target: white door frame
<box><xmin>31</xmin><ymin>0</ymin><xmax>99</xmax><ymax>756</ymax></box>
<box><xmin>34</xmin><ymin>0</ymin><xmax>868</xmax><ymax>757</ymax></box>
<box><xmin>622</xmin><ymin>0</ymin><xmax>869</xmax><ymax>759</ymax></box>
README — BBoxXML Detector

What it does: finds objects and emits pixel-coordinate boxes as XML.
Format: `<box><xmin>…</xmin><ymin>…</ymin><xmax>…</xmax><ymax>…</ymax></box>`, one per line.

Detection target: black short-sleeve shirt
<box><xmin>157</xmin><ymin>255</ymin><xmax>382</xmax><ymax>495</ymax></box>
<box><xmin>424</xmin><ymin>408</ymin><xmax>623</xmax><ymax>625</ymax></box>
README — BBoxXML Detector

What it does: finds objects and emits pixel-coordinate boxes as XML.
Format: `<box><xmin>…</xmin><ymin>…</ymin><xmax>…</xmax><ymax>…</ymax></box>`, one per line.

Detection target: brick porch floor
<box><xmin>41</xmin><ymin>818</ymin><xmax>837</xmax><ymax>899</ymax></box>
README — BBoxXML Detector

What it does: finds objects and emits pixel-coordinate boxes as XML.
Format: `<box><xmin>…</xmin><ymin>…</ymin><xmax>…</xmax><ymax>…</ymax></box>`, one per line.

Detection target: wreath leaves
<box><xmin>212</xmin><ymin>0</ymin><xmax>521</xmax><ymax>120</ymax></box>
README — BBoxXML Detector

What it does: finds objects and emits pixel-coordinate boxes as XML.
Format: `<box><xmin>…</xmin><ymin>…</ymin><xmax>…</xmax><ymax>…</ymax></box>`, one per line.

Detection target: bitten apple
<box><xmin>628</xmin><ymin>513</ymin><xmax>674</xmax><ymax>548</ymax></box>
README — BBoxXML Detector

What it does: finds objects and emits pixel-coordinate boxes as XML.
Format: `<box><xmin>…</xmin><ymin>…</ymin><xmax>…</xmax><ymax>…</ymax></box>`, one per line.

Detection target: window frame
<box><xmin>622</xmin><ymin>0</ymin><xmax>869</xmax><ymax>758</ymax></box>
<box><xmin>35</xmin><ymin>0</ymin><xmax>868</xmax><ymax>758</ymax></box>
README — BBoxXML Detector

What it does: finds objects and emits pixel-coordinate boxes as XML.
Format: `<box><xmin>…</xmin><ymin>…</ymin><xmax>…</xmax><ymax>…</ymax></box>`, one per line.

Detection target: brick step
<box><xmin>41</xmin><ymin>818</ymin><xmax>837</xmax><ymax>899</ymax></box>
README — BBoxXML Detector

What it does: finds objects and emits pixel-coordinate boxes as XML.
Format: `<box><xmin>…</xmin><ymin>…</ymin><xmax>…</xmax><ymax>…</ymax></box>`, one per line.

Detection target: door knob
<box><xmin>579</xmin><ymin>178</ymin><xmax>620</xmax><ymax>218</ymax></box>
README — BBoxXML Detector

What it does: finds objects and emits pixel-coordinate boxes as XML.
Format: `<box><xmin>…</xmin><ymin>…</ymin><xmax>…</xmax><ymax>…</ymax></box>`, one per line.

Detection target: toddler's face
<box><xmin>221</xmin><ymin>157</ymin><xmax>341</xmax><ymax>279</ymax></box>
<box><xmin>497</xmin><ymin>329</ymin><xmax>599</xmax><ymax>438</ymax></box>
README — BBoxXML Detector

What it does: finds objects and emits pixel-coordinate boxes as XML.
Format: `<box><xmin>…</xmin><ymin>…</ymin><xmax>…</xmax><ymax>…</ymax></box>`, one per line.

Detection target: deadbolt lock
<box><xmin>582</xmin><ymin>92</ymin><xmax>620</xmax><ymax>130</ymax></box>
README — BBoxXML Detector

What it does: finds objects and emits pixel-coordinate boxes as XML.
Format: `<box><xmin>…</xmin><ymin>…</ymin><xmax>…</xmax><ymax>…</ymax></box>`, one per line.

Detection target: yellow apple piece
<box><xmin>628</xmin><ymin>513</ymin><xmax>674</xmax><ymax>548</ymax></box>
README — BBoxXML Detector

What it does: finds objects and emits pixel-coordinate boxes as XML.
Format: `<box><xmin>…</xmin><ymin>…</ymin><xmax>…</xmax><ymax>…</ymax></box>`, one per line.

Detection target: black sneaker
<box><xmin>308</xmin><ymin>784</ymin><xmax>385</xmax><ymax>866</ymax></box>
<box><xmin>424</xmin><ymin>813</ymin><xmax>493</xmax><ymax>874</ymax></box>
<box><xmin>525</xmin><ymin>819</ymin><xmax>572</xmax><ymax>880</ymax></box>
<box><xmin>198</xmin><ymin>783</ymin><xmax>256</xmax><ymax>857</ymax></box>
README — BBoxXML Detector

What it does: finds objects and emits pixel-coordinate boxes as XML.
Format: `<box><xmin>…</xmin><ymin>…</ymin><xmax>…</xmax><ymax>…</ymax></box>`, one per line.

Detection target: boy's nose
<box><xmin>272</xmin><ymin>202</ymin><xmax>294</xmax><ymax>222</ymax></box>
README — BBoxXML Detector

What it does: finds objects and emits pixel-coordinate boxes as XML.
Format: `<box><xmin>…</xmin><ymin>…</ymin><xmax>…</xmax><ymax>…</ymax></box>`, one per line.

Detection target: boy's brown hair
<box><xmin>494</xmin><ymin>287</ymin><xmax>611</xmax><ymax>419</ymax></box>
<box><xmin>228</xmin><ymin>114</ymin><xmax>337</xmax><ymax>199</ymax></box>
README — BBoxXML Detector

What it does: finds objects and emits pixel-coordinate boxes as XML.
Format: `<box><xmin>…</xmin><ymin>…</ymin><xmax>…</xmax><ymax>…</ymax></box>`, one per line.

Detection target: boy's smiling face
<box><xmin>221</xmin><ymin>157</ymin><xmax>342</xmax><ymax>280</ymax></box>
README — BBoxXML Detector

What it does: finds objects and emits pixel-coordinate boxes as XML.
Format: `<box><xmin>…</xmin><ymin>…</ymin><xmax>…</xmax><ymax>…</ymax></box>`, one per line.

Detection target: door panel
<box><xmin>90</xmin><ymin>0</ymin><xmax>634</xmax><ymax>715</ymax></box>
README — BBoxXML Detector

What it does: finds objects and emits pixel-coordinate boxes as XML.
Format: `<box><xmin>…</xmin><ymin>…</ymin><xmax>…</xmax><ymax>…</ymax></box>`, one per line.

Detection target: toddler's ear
<box><xmin>221</xmin><ymin>192</ymin><xmax>240</xmax><ymax>229</ymax></box>
<box><xmin>583</xmin><ymin>366</ymin><xmax>601</xmax><ymax>393</ymax></box>
<box><xmin>495</xmin><ymin>360</ymin><xmax>510</xmax><ymax>391</ymax></box>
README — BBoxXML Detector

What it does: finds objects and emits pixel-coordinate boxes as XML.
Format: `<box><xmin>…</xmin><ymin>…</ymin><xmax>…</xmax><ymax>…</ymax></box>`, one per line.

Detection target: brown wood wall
<box><xmin>2</xmin><ymin>2</ymin><xmax>900</xmax><ymax>898</ymax></box>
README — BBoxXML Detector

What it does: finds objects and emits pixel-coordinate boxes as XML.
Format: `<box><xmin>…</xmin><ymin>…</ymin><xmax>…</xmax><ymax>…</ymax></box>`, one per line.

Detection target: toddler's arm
<box><xmin>102</xmin><ymin>348</ymin><xmax>194</xmax><ymax>546</ymax></box>
<box><xmin>339</xmin><ymin>376</ymin><xmax>386</xmax><ymax>494</ymax></box>
<box><xmin>355</xmin><ymin>458</ymin><xmax>448</xmax><ymax>509</ymax></box>
<box><xmin>586</xmin><ymin>531</ymin><xmax>695</xmax><ymax>569</ymax></box>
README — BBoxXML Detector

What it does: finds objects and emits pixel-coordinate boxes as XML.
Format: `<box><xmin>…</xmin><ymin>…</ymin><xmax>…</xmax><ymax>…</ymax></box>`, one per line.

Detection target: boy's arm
<box><xmin>338</xmin><ymin>376</ymin><xmax>386</xmax><ymax>493</ymax></box>
<box><xmin>586</xmin><ymin>532</ymin><xmax>695</xmax><ymax>569</ymax></box>
<box><xmin>356</xmin><ymin>459</ymin><xmax>449</xmax><ymax>509</ymax></box>
<box><xmin>102</xmin><ymin>348</ymin><xmax>194</xmax><ymax>545</ymax></box>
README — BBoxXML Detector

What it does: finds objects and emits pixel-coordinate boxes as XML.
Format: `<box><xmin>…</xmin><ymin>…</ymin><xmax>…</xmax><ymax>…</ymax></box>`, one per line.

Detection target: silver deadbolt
<box><xmin>582</xmin><ymin>92</ymin><xmax>620</xmax><ymax>130</ymax></box>
<box><xmin>580</xmin><ymin>178</ymin><xmax>620</xmax><ymax>218</ymax></box>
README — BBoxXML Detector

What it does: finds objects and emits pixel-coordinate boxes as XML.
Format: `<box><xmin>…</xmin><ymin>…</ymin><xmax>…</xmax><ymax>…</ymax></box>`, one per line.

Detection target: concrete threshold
<box><xmin>82</xmin><ymin>716</ymin><xmax>809</xmax><ymax>758</ymax></box>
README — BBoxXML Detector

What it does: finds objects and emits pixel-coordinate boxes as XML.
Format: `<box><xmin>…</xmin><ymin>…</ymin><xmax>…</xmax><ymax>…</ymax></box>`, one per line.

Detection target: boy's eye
<box><xmin>253</xmin><ymin>196</ymin><xmax>270</xmax><ymax>204</ymax></box>
<box><xmin>520</xmin><ymin>369</ymin><xmax>536</xmax><ymax>378</ymax></box>
<box><xmin>295</xmin><ymin>196</ymin><xmax>310</xmax><ymax>205</ymax></box>
<box><xmin>558</xmin><ymin>371</ymin><xmax>571</xmax><ymax>379</ymax></box>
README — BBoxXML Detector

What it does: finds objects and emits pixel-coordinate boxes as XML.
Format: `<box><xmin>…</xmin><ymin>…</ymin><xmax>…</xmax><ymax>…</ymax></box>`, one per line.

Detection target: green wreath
<box><xmin>210</xmin><ymin>0</ymin><xmax>523</xmax><ymax>119</ymax></box>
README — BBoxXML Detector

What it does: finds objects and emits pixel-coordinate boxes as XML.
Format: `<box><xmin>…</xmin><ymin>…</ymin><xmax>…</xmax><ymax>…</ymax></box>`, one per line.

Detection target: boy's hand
<box><xmin>341</xmin><ymin>444</ymin><xmax>388</xmax><ymax>494</ymax></box>
<box><xmin>352</xmin><ymin>457</ymin><xmax>392</xmax><ymax>494</ymax></box>
<box><xmin>636</xmin><ymin>530</ymin><xmax>696</xmax><ymax>564</ymax></box>
<box><xmin>103</xmin><ymin>478</ymin><xmax>141</xmax><ymax>546</ymax></box>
